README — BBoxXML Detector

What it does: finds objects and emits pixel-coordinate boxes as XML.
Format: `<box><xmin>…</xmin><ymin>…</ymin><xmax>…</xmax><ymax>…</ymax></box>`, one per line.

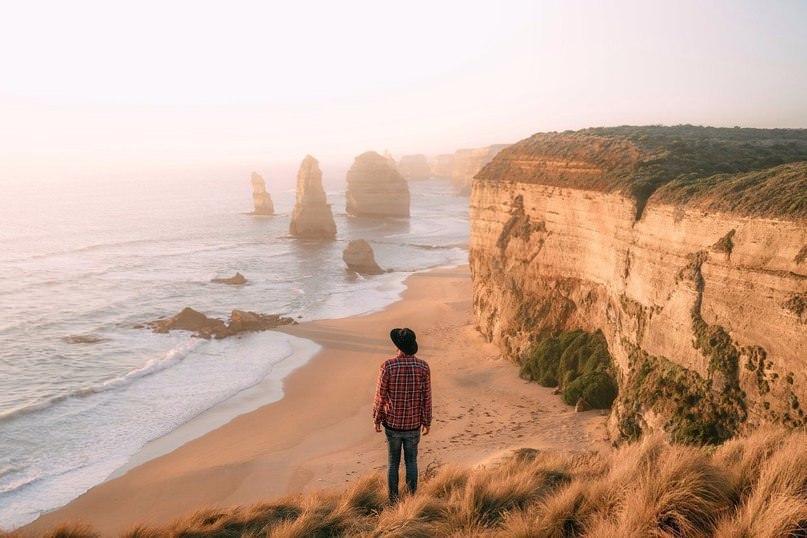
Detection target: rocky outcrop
<box><xmin>289</xmin><ymin>155</ymin><xmax>337</xmax><ymax>238</ymax></box>
<box><xmin>342</xmin><ymin>239</ymin><xmax>383</xmax><ymax>275</ymax></box>
<box><xmin>227</xmin><ymin>310</ymin><xmax>294</xmax><ymax>333</ymax></box>
<box><xmin>62</xmin><ymin>334</ymin><xmax>105</xmax><ymax>344</ymax></box>
<box><xmin>397</xmin><ymin>154</ymin><xmax>430</xmax><ymax>181</ymax></box>
<box><xmin>451</xmin><ymin>144</ymin><xmax>509</xmax><ymax>194</ymax></box>
<box><xmin>470</xmin><ymin>126</ymin><xmax>807</xmax><ymax>443</ymax></box>
<box><xmin>429</xmin><ymin>154</ymin><xmax>454</xmax><ymax>179</ymax></box>
<box><xmin>211</xmin><ymin>272</ymin><xmax>247</xmax><ymax>285</ymax></box>
<box><xmin>146</xmin><ymin>307</ymin><xmax>295</xmax><ymax>339</ymax></box>
<box><xmin>346</xmin><ymin>151</ymin><xmax>410</xmax><ymax>217</ymax></box>
<box><xmin>250</xmin><ymin>172</ymin><xmax>274</xmax><ymax>215</ymax></box>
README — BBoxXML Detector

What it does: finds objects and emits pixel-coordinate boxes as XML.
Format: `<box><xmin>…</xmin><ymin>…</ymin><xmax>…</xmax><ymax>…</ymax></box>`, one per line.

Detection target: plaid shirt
<box><xmin>372</xmin><ymin>353</ymin><xmax>432</xmax><ymax>431</ymax></box>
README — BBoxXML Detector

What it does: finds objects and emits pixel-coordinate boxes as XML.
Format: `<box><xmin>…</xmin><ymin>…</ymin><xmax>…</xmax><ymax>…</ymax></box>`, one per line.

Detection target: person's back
<box><xmin>373</xmin><ymin>328</ymin><xmax>431</xmax><ymax>502</ymax></box>
<box><xmin>376</xmin><ymin>354</ymin><xmax>431</xmax><ymax>430</ymax></box>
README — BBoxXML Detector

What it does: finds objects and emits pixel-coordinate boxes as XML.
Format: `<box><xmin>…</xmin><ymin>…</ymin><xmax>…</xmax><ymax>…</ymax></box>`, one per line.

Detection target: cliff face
<box><xmin>451</xmin><ymin>144</ymin><xmax>509</xmax><ymax>194</ymax></box>
<box><xmin>429</xmin><ymin>154</ymin><xmax>454</xmax><ymax>179</ymax></box>
<box><xmin>397</xmin><ymin>154</ymin><xmax>431</xmax><ymax>181</ymax></box>
<box><xmin>346</xmin><ymin>151</ymin><xmax>410</xmax><ymax>217</ymax></box>
<box><xmin>289</xmin><ymin>155</ymin><xmax>337</xmax><ymax>238</ymax></box>
<box><xmin>250</xmin><ymin>172</ymin><xmax>274</xmax><ymax>215</ymax></box>
<box><xmin>470</xmin><ymin>126</ymin><xmax>807</xmax><ymax>442</ymax></box>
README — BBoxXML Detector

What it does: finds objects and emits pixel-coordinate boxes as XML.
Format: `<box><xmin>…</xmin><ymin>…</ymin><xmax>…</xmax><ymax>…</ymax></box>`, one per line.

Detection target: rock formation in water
<box><xmin>383</xmin><ymin>150</ymin><xmax>397</xmax><ymax>170</ymax></box>
<box><xmin>250</xmin><ymin>172</ymin><xmax>274</xmax><ymax>215</ymax></box>
<box><xmin>211</xmin><ymin>272</ymin><xmax>247</xmax><ymax>285</ymax></box>
<box><xmin>227</xmin><ymin>310</ymin><xmax>293</xmax><ymax>333</ymax></box>
<box><xmin>451</xmin><ymin>144</ymin><xmax>509</xmax><ymax>194</ymax></box>
<box><xmin>62</xmin><ymin>334</ymin><xmax>105</xmax><ymax>344</ymax></box>
<box><xmin>289</xmin><ymin>155</ymin><xmax>337</xmax><ymax>238</ymax></box>
<box><xmin>345</xmin><ymin>151</ymin><xmax>410</xmax><ymax>217</ymax></box>
<box><xmin>397</xmin><ymin>154</ymin><xmax>431</xmax><ymax>181</ymax></box>
<box><xmin>146</xmin><ymin>307</ymin><xmax>294</xmax><ymax>339</ymax></box>
<box><xmin>429</xmin><ymin>154</ymin><xmax>454</xmax><ymax>179</ymax></box>
<box><xmin>342</xmin><ymin>239</ymin><xmax>383</xmax><ymax>275</ymax></box>
<box><xmin>470</xmin><ymin>125</ymin><xmax>807</xmax><ymax>444</ymax></box>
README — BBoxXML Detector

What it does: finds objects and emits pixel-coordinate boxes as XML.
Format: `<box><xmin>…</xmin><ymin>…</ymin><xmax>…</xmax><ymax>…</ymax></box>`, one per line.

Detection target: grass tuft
<box><xmin>33</xmin><ymin>429</ymin><xmax>806</xmax><ymax>537</ymax></box>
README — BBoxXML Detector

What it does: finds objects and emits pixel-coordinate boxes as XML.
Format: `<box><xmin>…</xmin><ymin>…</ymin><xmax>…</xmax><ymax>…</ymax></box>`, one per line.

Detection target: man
<box><xmin>372</xmin><ymin>327</ymin><xmax>432</xmax><ymax>503</ymax></box>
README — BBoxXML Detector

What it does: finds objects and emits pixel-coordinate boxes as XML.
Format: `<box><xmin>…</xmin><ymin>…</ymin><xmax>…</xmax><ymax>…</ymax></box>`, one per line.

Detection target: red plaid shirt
<box><xmin>373</xmin><ymin>353</ymin><xmax>432</xmax><ymax>431</ymax></box>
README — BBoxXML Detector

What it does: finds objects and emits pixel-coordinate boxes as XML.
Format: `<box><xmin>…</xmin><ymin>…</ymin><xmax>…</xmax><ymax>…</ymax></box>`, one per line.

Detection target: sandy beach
<box><xmin>21</xmin><ymin>265</ymin><xmax>609</xmax><ymax>536</ymax></box>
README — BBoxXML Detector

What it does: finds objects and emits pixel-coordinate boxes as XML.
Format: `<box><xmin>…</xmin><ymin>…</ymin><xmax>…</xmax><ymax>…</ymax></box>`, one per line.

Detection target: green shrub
<box><xmin>520</xmin><ymin>337</ymin><xmax>562</xmax><ymax>386</ymax></box>
<box><xmin>520</xmin><ymin>330</ymin><xmax>617</xmax><ymax>408</ymax></box>
<box><xmin>562</xmin><ymin>372</ymin><xmax>618</xmax><ymax>409</ymax></box>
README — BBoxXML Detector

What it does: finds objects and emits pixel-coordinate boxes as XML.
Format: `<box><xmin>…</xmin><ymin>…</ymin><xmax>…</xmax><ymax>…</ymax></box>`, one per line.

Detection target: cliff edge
<box><xmin>470</xmin><ymin>125</ymin><xmax>807</xmax><ymax>443</ymax></box>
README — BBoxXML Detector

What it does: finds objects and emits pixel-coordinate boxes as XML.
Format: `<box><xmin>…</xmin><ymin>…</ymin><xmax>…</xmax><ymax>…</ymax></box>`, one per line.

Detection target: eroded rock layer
<box><xmin>470</xmin><ymin>126</ymin><xmax>807</xmax><ymax>443</ymax></box>
<box><xmin>289</xmin><ymin>155</ymin><xmax>337</xmax><ymax>238</ymax></box>
<box><xmin>346</xmin><ymin>151</ymin><xmax>410</xmax><ymax>217</ymax></box>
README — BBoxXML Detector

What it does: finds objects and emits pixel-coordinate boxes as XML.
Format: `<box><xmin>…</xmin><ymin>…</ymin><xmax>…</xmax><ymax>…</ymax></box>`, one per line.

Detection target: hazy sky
<box><xmin>2</xmin><ymin>0</ymin><xmax>806</xmax><ymax>181</ymax></box>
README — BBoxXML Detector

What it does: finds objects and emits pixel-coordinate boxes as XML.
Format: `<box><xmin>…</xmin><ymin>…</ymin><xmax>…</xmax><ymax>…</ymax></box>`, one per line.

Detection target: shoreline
<box><xmin>21</xmin><ymin>265</ymin><xmax>610</xmax><ymax>536</ymax></box>
<box><xmin>112</xmin><ymin>263</ymin><xmax>460</xmax><ymax>477</ymax></box>
<box><xmin>110</xmin><ymin>334</ymin><xmax>321</xmax><ymax>478</ymax></box>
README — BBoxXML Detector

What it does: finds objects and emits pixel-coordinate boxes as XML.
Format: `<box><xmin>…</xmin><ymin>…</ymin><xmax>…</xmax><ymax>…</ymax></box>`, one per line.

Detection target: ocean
<box><xmin>0</xmin><ymin>169</ymin><xmax>469</xmax><ymax>529</ymax></box>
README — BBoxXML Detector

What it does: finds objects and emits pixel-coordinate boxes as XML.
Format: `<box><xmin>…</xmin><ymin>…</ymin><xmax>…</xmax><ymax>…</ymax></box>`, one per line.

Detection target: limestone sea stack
<box><xmin>397</xmin><ymin>154</ymin><xmax>430</xmax><ymax>181</ymax></box>
<box><xmin>250</xmin><ymin>172</ymin><xmax>274</xmax><ymax>215</ymax></box>
<box><xmin>289</xmin><ymin>155</ymin><xmax>337</xmax><ymax>238</ymax></box>
<box><xmin>383</xmin><ymin>150</ymin><xmax>397</xmax><ymax>170</ymax></box>
<box><xmin>346</xmin><ymin>151</ymin><xmax>410</xmax><ymax>217</ymax></box>
<box><xmin>342</xmin><ymin>239</ymin><xmax>383</xmax><ymax>275</ymax></box>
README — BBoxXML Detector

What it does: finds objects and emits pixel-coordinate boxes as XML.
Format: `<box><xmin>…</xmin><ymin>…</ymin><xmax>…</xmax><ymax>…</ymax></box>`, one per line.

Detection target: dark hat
<box><xmin>390</xmin><ymin>327</ymin><xmax>418</xmax><ymax>356</ymax></box>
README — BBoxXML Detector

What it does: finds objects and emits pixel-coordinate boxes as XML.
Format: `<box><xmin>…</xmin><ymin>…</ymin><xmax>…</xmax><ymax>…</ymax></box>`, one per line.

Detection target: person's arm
<box><xmin>372</xmin><ymin>363</ymin><xmax>389</xmax><ymax>431</ymax></box>
<box><xmin>421</xmin><ymin>365</ymin><xmax>432</xmax><ymax>435</ymax></box>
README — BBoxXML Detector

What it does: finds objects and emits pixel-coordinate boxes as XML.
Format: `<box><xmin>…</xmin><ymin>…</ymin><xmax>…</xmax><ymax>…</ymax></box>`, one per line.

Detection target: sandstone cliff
<box><xmin>451</xmin><ymin>144</ymin><xmax>509</xmax><ymax>194</ymax></box>
<box><xmin>397</xmin><ymin>154</ymin><xmax>431</xmax><ymax>181</ymax></box>
<box><xmin>289</xmin><ymin>155</ymin><xmax>337</xmax><ymax>238</ymax></box>
<box><xmin>470</xmin><ymin>126</ymin><xmax>807</xmax><ymax>443</ymax></box>
<box><xmin>250</xmin><ymin>172</ymin><xmax>274</xmax><ymax>215</ymax></box>
<box><xmin>345</xmin><ymin>151</ymin><xmax>410</xmax><ymax>217</ymax></box>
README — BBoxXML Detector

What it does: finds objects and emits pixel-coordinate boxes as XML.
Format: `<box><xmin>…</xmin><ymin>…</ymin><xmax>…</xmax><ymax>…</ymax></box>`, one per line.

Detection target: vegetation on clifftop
<box><xmin>651</xmin><ymin>162</ymin><xmax>807</xmax><ymax>220</ymax></box>
<box><xmin>477</xmin><ymin>125</ymin><xmax>807</xmax><ymax>219</ymax></box>
<box><xmin>25</xmin><ymin>429</ymin><xmax>807</xmax><ymax>537</ymax></box>
<box><xmin>520</xmin><ymin>330</ymin><xmax>618</xmax><ymax>410</ymax></box>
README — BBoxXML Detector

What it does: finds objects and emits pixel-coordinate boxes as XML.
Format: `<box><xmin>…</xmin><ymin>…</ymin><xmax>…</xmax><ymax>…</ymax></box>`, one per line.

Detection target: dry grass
<box><xmin>23</xmin><ymin>428</ymin><xmax>807</xmax><ymax>537</ymax></box>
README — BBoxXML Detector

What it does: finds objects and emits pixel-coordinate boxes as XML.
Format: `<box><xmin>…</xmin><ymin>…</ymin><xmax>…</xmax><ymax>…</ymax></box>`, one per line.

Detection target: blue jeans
<box><xmin>384</xmin><ymin>427</ymin><xmax>420</xmax><ymax>502</ymax></box>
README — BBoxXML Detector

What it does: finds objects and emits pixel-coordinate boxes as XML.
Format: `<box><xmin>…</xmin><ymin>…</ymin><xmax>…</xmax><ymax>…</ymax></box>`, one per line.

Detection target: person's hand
<box><xmin>375</xmin><ymin>423</ymin><xmax>382</xmax><ymax>433</ymax></box>
<box><xmin>422</xmin><ymin>425</ymin><xmax>430</xmax><ymax>436</ymax></box>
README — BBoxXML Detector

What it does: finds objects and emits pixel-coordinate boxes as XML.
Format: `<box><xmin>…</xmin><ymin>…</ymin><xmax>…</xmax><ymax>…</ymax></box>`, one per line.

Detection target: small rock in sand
<box><xmin>575</xmin><ymin>398</ymin><xmax>592</xmax><ymax>412</ymax></box>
